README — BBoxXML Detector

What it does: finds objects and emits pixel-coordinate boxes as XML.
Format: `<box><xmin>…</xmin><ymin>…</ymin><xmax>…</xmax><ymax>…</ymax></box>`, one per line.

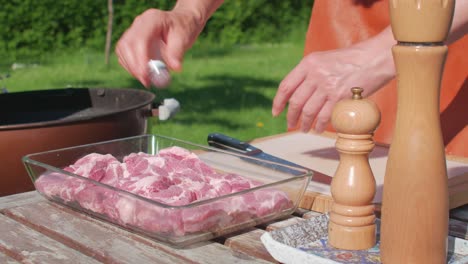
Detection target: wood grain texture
<box><xmin>224</xmin><ymin>229</ymin><xmax>277</xmax><ymax>263</ymax></box>
<box><xmin>299</xmin><ymin>191</ymin><xmax>334</xmax><ymax>213</ymax></box>
<box><xmin>3</xmin><ymin>202</ymin><xmax>187</xmax><ymax>264</ymax></box>
<box><xmin>382</xmin><ymin>44</ymin><xmax>449</xmax><ymax>264</ymax></box>
<box><xmin>3</xmin><ymin>201</ymin><xmax>268</xmax><ymax>264</ymax></box>
<box><xmin>0</xmin><ymin>191</ymin><xmax>45</xmax><ymax>210</ymax></box>
<box><xmin>381</xmin><ymin>1</ymin><xmax>455</xmax><ymax>262</ymax></box>
<box><xmin>0</xmin><ymin>251</ymin><xmax>21</xmax><ymax>263</ymax></box>
<box><xmin>449</xmin><ymin>218</ymin><xmax>468</xmax><ymax>240</ymax></box>
<box><xmin>328</xmin><ymin>89</ymin><xmax>380</xmax><ymax>250</ymax></box>
<box><xmin>0</xmin><ymin>214</ymin><xmax>100</xmax><ymax>264</ymax></box>
<box><xmin>451</xmin><ymin>204</ymin><xmax>468</xmax><ymax>222</ymax></box>
<box><xmin>265</xmin><ymin>217</ymin><xmax>305</xmax><ymax>232</ymax></box>
<box><xmin>2</xmin><ymin>191</ymin><xmax>468</xmax><ymax>263</ymax></box>
<box><xmin>448</xmin><ymin>171</ymin><xmax>468</xmax><ymax>213</ymax></box>
<box><xmin>293</xmin><ymin>208</ymin><xmax>312</xmax><ymax>217</ymax></box>
<box><xmin>389</xmin><ymin>0</ymin><xmax>455</xmax><ymax>42</ymax></box>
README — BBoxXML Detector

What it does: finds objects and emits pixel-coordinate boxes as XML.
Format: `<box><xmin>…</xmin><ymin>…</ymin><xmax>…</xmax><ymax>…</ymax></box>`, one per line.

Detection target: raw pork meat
<box><xmin>35</xmin><ymin>146</ymin><xmax>293</xmax><ymax>236</ymax></box>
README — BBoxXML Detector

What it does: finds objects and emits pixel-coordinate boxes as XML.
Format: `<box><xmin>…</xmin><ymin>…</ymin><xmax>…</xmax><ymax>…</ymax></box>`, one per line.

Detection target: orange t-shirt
<box><xmin>304</xmin><ymin>0</ymin><xmax>467</xmax><ymax>157</ymax></box>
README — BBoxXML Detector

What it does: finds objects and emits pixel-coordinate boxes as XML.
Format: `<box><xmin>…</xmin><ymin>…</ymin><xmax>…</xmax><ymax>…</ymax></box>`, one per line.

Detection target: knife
<box><xmin>207</xmin><ymin>133</ymin><xmax>332</xmax><ymax>185</ymax></box>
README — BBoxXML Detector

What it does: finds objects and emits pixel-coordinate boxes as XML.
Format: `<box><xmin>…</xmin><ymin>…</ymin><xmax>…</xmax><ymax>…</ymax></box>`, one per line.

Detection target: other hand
<box><xmin>272</xmin><ymin>29</ymin><xmax>396</xmax><ymax>133</ymax></box>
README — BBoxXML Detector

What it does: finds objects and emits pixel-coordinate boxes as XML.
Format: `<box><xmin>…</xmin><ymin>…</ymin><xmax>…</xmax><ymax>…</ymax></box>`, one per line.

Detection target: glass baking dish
<box><xmin>22</xmin><ymin>134</ymin><xmax>312</xmax><ymax>247</ymax></box>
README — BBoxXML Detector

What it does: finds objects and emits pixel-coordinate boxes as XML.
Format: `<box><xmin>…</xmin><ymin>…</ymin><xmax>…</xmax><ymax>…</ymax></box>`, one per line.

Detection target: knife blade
<box><xmin>207</xmin><ymin>133</ymin><xmax>332</xmax><ymax>185</ymax></box>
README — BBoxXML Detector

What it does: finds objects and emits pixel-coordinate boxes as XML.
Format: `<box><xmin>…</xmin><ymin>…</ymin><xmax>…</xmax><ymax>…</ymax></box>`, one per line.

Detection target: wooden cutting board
<box><xmin>251</xmin><ymin>131</ymin><xmax>468</xmax><ymax>213</ymax></box>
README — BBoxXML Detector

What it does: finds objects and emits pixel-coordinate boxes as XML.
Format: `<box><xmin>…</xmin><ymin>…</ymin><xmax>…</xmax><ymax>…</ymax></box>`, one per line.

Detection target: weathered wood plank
<box><xmin>449</xmin><ymin>218</ymin><xmax>468</xmax><ymax>240</ymax></box>
<box><xmin>224</xmin><ymin>229</ymin><xmax>277</xmax><ymax>263</ymax></box>
<box><xmin>0</xmin><ymin>191</ymin><xmax>44</xmax><ymax>210</ymax></box>
<box><xmin>103</xmin><ymin>223</ymin><xmax>270</xmax><ymax>264</ymax></box>
<box><xmin>293</xmin><ymin>208</ymin><xmax>311</xmax><ymax>217</ymax></box>
<box><xmin>0</xmin><ymin>214</ymin><xmax>99</xmax><ymax>264</ymax></box>
<box><xmin>451</xmin><ymin>204</ymin><xmax>468</xmax><ymax>222</ymax></box>
<box><xmin>302</xmin><ymin>210</ymin><xmax>323</xmax><ymax>220</ymax></box>
<box><xmin>0</xmin><ymin>251</ymin><xmax>21</xmax><ymax>263</ymax></box>
<box><xmin>448</xmin><ymin>173</ymin><xmax>468</xmax><ymax>210</ymax></box>
<box><xmin>4</xmin><ymin>201</ymin><xmax>269</xmax><ymax>264</ymax></box>
<box><xmin>256</xmin><ymin>215</ymin><xmax>294</xmax><ymax>230</ymax></box>
<box><xmin>265</xmin><ymin>217</ymin><xmax>305</xmax><ymax>232</ymax></box>
<box><xmin>298</xmin><ymin>192</ymin><xmax>334</xmax><ymax>213</ymax></box>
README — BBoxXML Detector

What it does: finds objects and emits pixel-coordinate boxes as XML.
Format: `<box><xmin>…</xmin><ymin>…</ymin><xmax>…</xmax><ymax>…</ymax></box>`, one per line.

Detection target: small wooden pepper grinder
<box><xmin>328</xmin><ymin>87</ymin><xmax>381</xmax><ymax>250</ymax></box>
<box><xmin>381</xmin><ymin>1</ymin><xmax>454</xmax><ymax>263</ymax></box>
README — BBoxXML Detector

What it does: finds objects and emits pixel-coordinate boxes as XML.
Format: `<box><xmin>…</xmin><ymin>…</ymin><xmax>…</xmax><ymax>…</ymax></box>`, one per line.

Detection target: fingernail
<box><xmin>168</xmin><ymin>58</ymin><xmax>182</xmax><ymax>72</ymax></box>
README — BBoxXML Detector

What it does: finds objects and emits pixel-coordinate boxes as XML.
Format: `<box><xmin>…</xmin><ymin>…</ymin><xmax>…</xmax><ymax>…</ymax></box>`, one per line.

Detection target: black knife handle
<box><xmin>207</xmin><ymin>133</ymin><xmax>261</xmax><ymax>154</ymax></box>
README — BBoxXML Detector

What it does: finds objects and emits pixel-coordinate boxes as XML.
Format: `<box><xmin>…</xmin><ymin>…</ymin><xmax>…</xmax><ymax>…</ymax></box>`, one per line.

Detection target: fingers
<box><xmin>115</xmin><ymin>9</ymin><xmax>165</xmax><ymax>88</ymax></box>
<box><xmin>272</xmin><ymin>65</ymin><xmax>307</xmax><ymax>117</ymax></box>
<box><xmin>313</xmin><ymin>100</ymin><xmax>335</xmax><ymax>133</ymax></box>
<box><xmin>161</xmin><ymin>33</ymin><xmax>184</xmax><ymax>72</ymax></box>
<box><xmin>285</xmin><ymin>80</ymin><xmax>318</xmax><ymax>130</ymax></box>
<box><xmin>272</xmin><ymin>61</ymin><xmax>333</xmax><ymax>133</ymax></box>
<box><xmin>274</xmin><ymin>48</ymin><xmax>359</xmax><ymax>134</ymax></box>
<box><xmin>298</xmin><ymin>91</ymin><xmax>326</xmax><ymax>132</ymax></box>
<box><xmin>115</xmin><ymin>8</ymin><xmax>196</xmax><ymax>88</ymax></box>
<box><xmin>116</xmin><ymin>37</ymin><xmax>152</xmax><ymax>87</ymax></box>
<box><xmin>288</xmin><ymin>89</ymin><xmax>336</xmax><ymax>134</ymax></box>
<box><xmin>161</xmin><ymin>12</ymin><xmax>206</xmax><ymax>72</ymax></box>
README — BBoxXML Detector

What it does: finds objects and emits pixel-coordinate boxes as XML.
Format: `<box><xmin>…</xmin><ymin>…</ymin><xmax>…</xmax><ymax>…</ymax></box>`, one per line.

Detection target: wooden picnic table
<box><xmin>1</xmin><ymin>191</ymin><xmax>468</xmax><ymax>263</ymax></box>
<box><xmin>0</xmin><ymin>191</ymin><xmax>324</xmax><ymax>263</ymax></box>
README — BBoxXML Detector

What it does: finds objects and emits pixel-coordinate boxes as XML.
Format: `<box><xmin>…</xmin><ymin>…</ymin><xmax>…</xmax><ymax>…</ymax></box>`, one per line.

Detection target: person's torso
<box><xmin>304</xmin><ymin>0</ymin><xmax>467</xmax><ymax>157</ymax></box>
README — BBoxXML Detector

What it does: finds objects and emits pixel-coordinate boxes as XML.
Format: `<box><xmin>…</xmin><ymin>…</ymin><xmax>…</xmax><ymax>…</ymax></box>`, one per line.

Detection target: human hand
<box><xmin>272</xmin><ymin>28</ymin><xmax>396</xmax><ymax>133</ymax></box>
<box><xmin>115</xmin><ymin>8</ymin><xmax>206</xmax><ymax>88</ymax></box>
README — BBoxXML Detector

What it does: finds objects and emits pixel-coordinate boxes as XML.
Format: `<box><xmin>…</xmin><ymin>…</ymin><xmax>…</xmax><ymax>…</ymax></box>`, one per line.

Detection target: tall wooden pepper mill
<box><xmin>381</xmin><ymin>1</ymin><xmax>455</xmax><ymax>263</ymax></box>
<box><xmin>328</xmin><ymin>87</ymin><xmax>381</xmax><ymax>250</ymax></box>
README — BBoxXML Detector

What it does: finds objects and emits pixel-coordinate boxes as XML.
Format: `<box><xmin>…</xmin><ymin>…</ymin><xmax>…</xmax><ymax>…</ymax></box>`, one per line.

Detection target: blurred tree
<box><xmin>105</xmin><ymin>0</ymin><xmax>114</xmax><ymax>66</ymax></box>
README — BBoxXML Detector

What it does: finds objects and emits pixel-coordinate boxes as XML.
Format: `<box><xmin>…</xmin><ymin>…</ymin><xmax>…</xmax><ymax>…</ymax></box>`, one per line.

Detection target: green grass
<box><xmin>2</xmin><ymin>39</ymin><xmax>305</xmax><ymax>145</ymax></box>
